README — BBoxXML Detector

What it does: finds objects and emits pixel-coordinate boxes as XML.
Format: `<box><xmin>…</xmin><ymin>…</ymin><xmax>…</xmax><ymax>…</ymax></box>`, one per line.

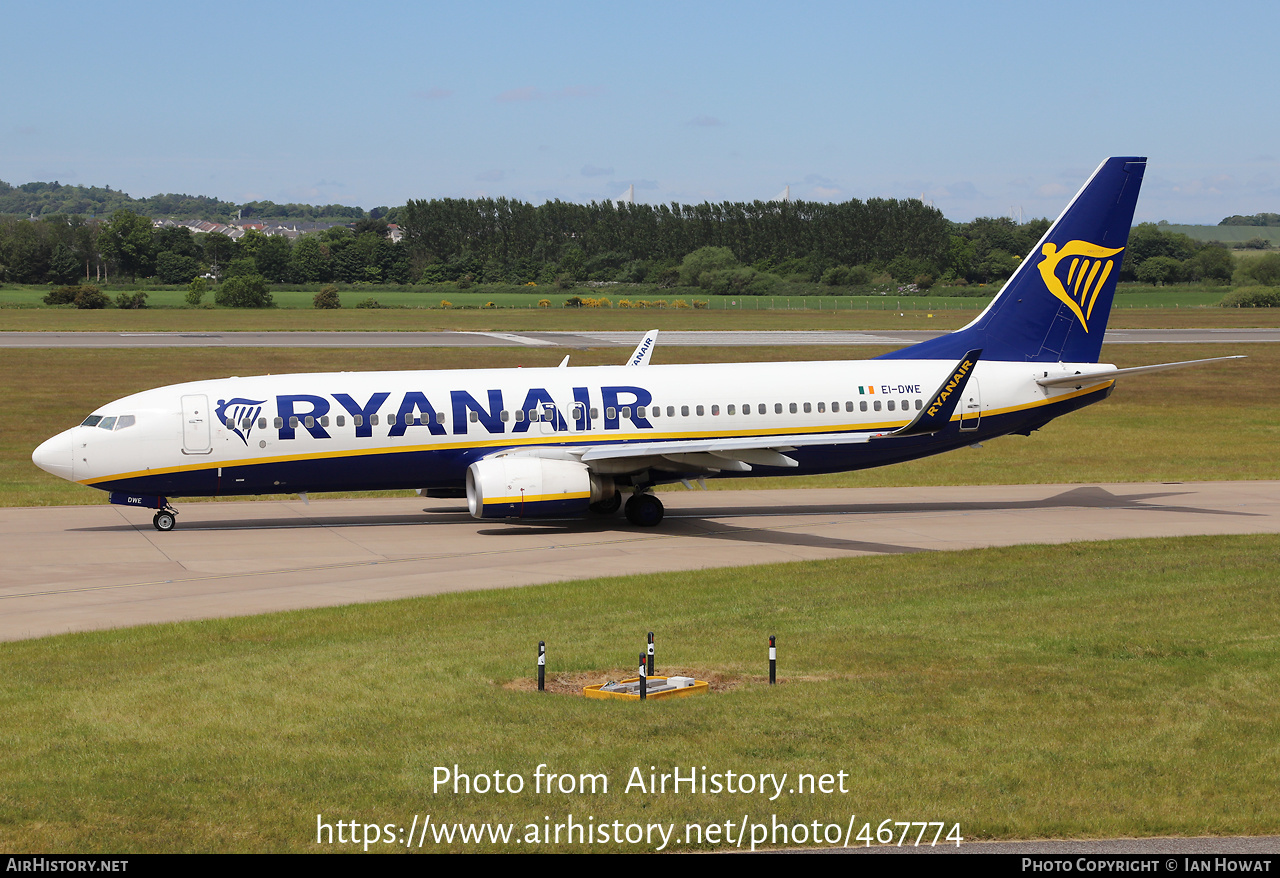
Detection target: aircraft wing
<box><xmin>1035</xmin><ymin>355</ymin><xmax>1245</xmax><ymax>388</ymax></box>
<box><xmin>626</xmin><ymin>329</ymin><xmax>659</xmax><ymax>366</ymax></box>
<box><xmin>561</xmin><ymin>349</ymin><xmax>986</xmax><ymax>473</ymax></box>
<box><xmin>578</xmin><ymin>430</ymin><xmax>874</xmax><ymax>470</ymax></box>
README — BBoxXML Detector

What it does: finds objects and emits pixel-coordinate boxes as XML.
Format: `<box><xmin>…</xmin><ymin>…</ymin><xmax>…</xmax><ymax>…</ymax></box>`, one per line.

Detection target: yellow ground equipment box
<box><xmin>583</xmin><ymin>675</ymin><xmax>708</xmax><ymax>701</ymax></box>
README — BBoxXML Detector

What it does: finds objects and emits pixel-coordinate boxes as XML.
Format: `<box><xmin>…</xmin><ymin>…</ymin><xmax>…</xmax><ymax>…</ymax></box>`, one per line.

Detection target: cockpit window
<box><xmin>115</xmin><ymin>415</ymin><xmax>136</xmax><ymax>430</ymax></box>
<box><xmin>97</xmin><ymin>416</ymin><xmax>117</xmax><ymax>430</ymax></box>
<box><xmin>81</xmin><ymin>415</ymin><xmax>103</xmax><ymax>427</ymax></box>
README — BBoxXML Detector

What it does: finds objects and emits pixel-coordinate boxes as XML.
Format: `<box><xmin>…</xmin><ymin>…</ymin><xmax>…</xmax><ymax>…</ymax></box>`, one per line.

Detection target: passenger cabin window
<box><xmin>469</xmin><ymin>412</ymin><xmax>478</xmax><ymax>423</ymax></box>
<box><xmin>606</xmin><ymin>407</ymin><xmax>617</xmax><ymax>420</ymax></box>
<box><xmin>666</xmin><ymin>406</ymin><xmax>675</xmax><ymax>417</ymax></box>
<box><xmin>789</xmin><ymin>403</ymin><xmax>797</xmax><ymax>414</ymax></box>
<box><xmin>774</xmin><ymin>403</ymin><xmax>783</xmax><ymax>414</ymax></box>
<box><xmin>711</xmin><ymin>405</ymin><xmax>719</xmax><ymax>416</ymax></box>
<box><xmin>887</xmin><ymin>401</ymin><xmax>895</xmax><ymax>412</ymax></box>
<box><xmin>803</xmin><ymin>402</ymin><xmax>811</xmax><ymax>413</ymax></box>
<box><xmin>289</xmin><ymin>417</ymin><xmax>300</xmax><ymax>428</ymax></box>
<box><xmin>680</xmin><ymin>405</ymin><xmax>689</xmax><ymax>417</ymax></box>
<box><xmin>818</xmin><ymin>402</ymin><xmax>826</xmax><ymax>413</ymax></box>
<box><xmin>336</xmin><ymin>416</ymin><xmax>345</xmax><ymax>427</ymax></box>
<box><xmin>514</xmin><ymin>410</ymin><xmax>525</xmax><ymax>422</ymax></box>
<box><xmin>306</xmin><ymin>415</ymin><xmax>316</xmax><ymax>427</ymax></box>
<box><xmin>873</xmin><ymin>401</ymin><xmax>881</xmax><ymax>412</ymax></box>
<box><xmin>728</xmin><ymin>405</ymin><xmax>736</xmax><ymax>415</ymax></box>
<box><xmin>275</xmin><ymin>417</ymin><xmax>284</xmax><ymax>429</ymax></box>
<box><xmin>370</xmin><ymin>414</ymin><xmax>380</xmax><ymax>426</ymax></box>
<box><xmin>621</xmin><ymin>407</ymin><xmax>631</xmax><ymax>419</ymax></box>
<box><xmin>758</xmin><ymin>404</ymin><xmax>766</xmax><ymax>414</ymax></box>
<box><xmin>696</xmin><ymin>405</ymin><xmax>704</xmax><ymax>416</ymax></box>
<box><xmin>353</xmin><ymin>415</ymin><xmax>363</xmax><ymax>427</ymax></box>
<box><xmin>860</xmin><ymin>401</ymin><xmax>868</xmax><ymax>412</ymax></box>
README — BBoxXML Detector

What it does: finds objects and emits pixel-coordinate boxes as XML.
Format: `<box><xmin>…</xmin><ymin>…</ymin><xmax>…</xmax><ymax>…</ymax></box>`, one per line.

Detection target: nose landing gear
<box><xmin>152</xmin><ymin>506</ymin><xmax>178</xmax><ymax>532</ymax></box>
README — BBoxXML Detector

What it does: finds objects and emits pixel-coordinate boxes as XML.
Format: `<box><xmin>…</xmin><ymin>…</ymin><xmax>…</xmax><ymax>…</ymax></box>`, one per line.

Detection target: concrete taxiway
<box><xmin>0</xmin><ymin>328</ymin><xmax>1276</xmax><ymax>348</ymax></box>
<box><xmin>1</xmin><ymin>481</ymin><xmax>1275</xmax><ymax>642</ymax></box>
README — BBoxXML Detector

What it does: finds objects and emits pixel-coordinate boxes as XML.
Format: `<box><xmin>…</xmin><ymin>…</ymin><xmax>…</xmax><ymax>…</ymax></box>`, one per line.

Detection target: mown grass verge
<box><xmin>1</xmin><ymin>534</ymin><xmax>1277</xmax><ymax>852</ymax></box>
<box><xmin>2</xmin><ymin>281</ymin><xmax>1279</xmax><ymax>332</ymax></box>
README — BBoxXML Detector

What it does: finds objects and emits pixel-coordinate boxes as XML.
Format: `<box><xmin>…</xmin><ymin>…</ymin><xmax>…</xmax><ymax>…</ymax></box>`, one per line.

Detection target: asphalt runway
<box><xmin>1</xmin><ymin>328</ymin><xmax>1277</xmax><ymax>348</ymax></box>
<box><xmin>2</xmin><ymin>480</ymin><xmax>1276</xmax><ymax>643</ymax></box>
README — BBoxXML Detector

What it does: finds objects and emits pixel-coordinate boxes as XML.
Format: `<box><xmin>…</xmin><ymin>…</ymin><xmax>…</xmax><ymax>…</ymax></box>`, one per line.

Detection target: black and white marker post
<box><xmin>647</xmin><ymin>631</ymin><xmax>655</xmax><ymax>677</ymax></box>
<box><xmin>538</xmin><ymin>640</ymin><xmax>545</xmax><ymax>692</ymax></box>
<box><xmin>639</xmin><ymin>652</ymin><xmax>647</xmax><ymax>701</ymax></box>
<box><xmin>769</xmin><ymin>635</ymin><xmax>776</xmax><ymax>685</ymax></box>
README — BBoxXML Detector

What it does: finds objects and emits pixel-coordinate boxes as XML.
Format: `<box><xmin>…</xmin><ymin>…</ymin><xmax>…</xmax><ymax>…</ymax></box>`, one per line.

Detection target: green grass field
<box><xmin>0</xmin><ymin>281</ymin><xmax>1270</xmax><ymax>332</ymax></box>
<box><xmin>2</xmin><ymin>534</ymin><xmax>1277</xmax><ymax>852</ymax></box>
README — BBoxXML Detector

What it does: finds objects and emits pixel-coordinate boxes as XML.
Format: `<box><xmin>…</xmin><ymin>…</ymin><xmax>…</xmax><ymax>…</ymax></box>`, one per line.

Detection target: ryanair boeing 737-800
<box><xmin>32</xmin><ymin>157</ymin><xmax>1240</xmax><ymax>531</ymax></box>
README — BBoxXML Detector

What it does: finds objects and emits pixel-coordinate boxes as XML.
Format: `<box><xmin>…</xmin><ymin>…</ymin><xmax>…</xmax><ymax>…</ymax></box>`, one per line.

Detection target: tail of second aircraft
<box><xmin>881</xmin><ymin>156</ymin><xmax>1146</xmax><ymax>364</ymax></box>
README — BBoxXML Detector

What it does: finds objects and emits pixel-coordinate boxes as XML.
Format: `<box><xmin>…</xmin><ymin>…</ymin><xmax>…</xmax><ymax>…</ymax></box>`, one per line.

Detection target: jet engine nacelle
<box><xmin>466</xmin><ymin>457</ymin><xmax>613</xmax><ymax>520</ymax></box>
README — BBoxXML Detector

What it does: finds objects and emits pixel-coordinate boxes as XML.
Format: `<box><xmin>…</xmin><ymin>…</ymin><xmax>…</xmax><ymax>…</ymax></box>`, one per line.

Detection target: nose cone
<box><xmin>32</xmin><ymin>429</ymin><xmax>75</xmax><ymax>481</ymax></box>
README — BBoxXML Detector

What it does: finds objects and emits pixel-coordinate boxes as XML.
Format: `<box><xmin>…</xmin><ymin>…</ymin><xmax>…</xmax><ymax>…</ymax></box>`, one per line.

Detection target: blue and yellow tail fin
<box><xmin>881</xmin><ymin>156</ymin><xmax>1146</xmax><ymax>364</ymax></box>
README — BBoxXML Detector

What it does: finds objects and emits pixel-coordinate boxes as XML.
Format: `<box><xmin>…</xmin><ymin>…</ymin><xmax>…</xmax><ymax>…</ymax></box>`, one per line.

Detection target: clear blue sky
<box><xmin>4</xmin><ymin>0</ymin><xmax>1276</xmax><ymax>224</ymax></box>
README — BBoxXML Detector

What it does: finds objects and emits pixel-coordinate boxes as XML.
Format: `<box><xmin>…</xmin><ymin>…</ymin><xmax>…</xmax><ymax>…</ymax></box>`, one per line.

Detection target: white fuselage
<box><xmin>36</xmin><ymin>357</ymin><xmax>1114</xmax><ymax>499</ymax></box>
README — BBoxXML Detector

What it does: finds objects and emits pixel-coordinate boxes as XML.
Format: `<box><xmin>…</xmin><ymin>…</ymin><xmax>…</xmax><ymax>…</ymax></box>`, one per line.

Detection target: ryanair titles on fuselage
<box><xmin>256</xmin><ymin>384</ymin><xmax>656</xmax><ymax>444</ymax></box>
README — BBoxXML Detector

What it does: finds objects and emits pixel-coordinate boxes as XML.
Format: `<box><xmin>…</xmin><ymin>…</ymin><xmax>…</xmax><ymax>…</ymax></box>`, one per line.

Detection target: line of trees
<box><xmin>0</xmin><ymin>194</ymin><xmax>1261</xmax><ymax>291</ymax></box>
<box><xmin>0</xmin><ymin>211</ymin><xmax>409</xmax><ymax>286</ymax></box>
<box><xmin>399</xmin><ymin>196</ymin><xmax>955</xmax><ymax>285</ymax></box>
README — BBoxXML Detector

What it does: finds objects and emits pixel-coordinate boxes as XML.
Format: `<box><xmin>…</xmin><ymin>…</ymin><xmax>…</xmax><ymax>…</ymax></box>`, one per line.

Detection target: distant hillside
<box><xmin>1153</xmin><ymin>223</ymin><xmax>1280</xmax><ymax>246</ymax></box>
<box><xmin>0</xmin><ymin>180</ymin><xmax>369</xmax><ymax>222</ymax></box>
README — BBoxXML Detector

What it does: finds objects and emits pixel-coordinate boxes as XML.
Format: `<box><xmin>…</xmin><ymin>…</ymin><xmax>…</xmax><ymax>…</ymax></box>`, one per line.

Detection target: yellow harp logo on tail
<box><xmin>1036</xmin><ymin>240</ymin><xmax>1125</xmax><ymax>333</ymax></box>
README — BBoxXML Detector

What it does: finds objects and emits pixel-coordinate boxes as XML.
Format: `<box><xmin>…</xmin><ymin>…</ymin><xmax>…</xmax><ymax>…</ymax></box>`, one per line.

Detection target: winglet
<box><xmin>627</xmin><ymin>330</ymin><xmax>659</xmax><ymax>366</ymax></box>
<box><xmin>890</xmin><ymin>349</ymin><xmax>982</xmax><ymax>437</ymax></box>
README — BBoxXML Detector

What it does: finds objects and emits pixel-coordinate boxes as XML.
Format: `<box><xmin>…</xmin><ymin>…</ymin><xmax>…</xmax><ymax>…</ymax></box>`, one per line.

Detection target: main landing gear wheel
<box><xmin>589</xmin><ymin>492</ymin><xmax>623</xmax><ymax>515</ymax></box>
<box><xmin>152</xmin><ymin>510</ymin><xmax>177</xmax><ymax>532</ymax></box>
<box><xmin>624</xmin><ymin>493</ymin><xmax>664</xmax><ymax>527</ymax></box>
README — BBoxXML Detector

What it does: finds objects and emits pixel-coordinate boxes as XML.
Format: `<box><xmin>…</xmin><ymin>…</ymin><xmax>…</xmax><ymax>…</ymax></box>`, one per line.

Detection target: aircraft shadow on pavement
<box><xmin>676</xmin><ymin>485</ymin><xmax>1261</xmax><ymax>520</ymax></box>
<box><xmin>72</xmin><ymin>486</ymin><xmax>1256</xmax><ymax>540</ymax></box>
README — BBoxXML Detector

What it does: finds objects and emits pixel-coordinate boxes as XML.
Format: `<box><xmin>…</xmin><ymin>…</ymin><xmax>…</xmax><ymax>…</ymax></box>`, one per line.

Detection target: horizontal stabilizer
<box><xmin>889</xmin><ymin>349</ymin><xmax>982</xmax><ymax>437</ymax></box>
<box><xmin>1036</xmin><ymin>355</ymin><xmax>1246</xmax><ymax>388</ymax></box>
